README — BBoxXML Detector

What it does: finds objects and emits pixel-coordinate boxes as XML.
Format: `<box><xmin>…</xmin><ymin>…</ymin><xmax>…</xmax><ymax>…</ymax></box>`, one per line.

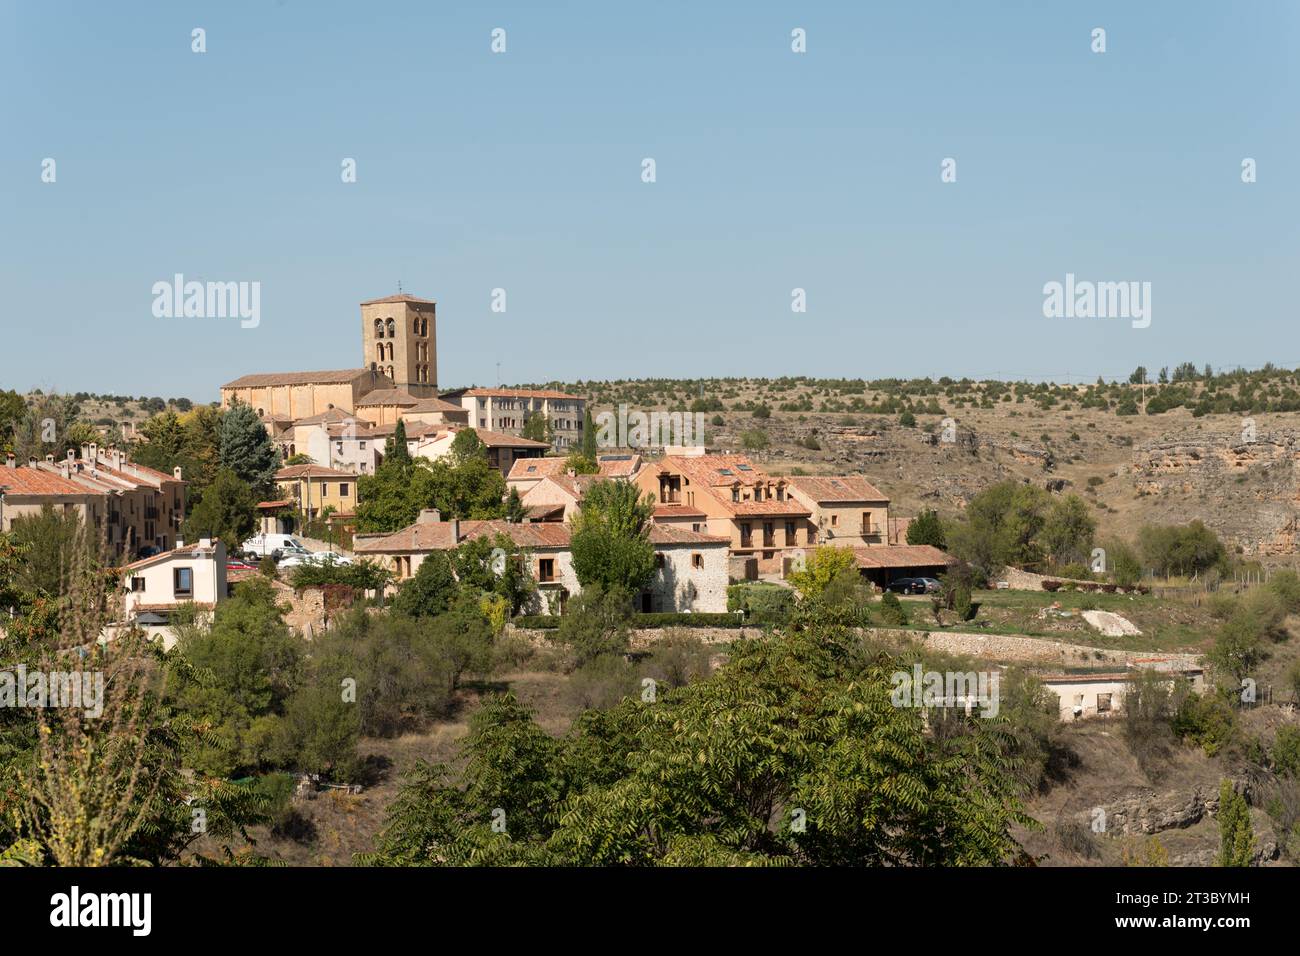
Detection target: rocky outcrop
<box><xmin>1131</xmin><ymin>431</ymin><xmax>1300</xmax><ymax>555</ymax></box>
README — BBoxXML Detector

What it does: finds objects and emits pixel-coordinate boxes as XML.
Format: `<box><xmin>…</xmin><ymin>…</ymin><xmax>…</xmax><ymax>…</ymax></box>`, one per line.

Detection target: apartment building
<box><xmin>408</xmin><ymin>426</ymin><xmax>549</xmax><ymax>477</ymax></box>
<box><xmin>445</xmin><ymin>388</ymin><xmax>586</xmax><ymax>451</ymax></box>
<box><xmin>117</xmin><ymin>538</ymin><xmax>228</xmax><ymax>649</ymax></box>
<box><xmin>634</xmin><ymin>453</ymin><xmax>814</xmax><ymax>577</ymax></box>
<box><xmin>3</xmin><ymin>444</ymin><xmax>188</xmax><ymax>560</ymax></box>
<box><xmin>353</xmin><ymin>509</ymin><xmax>728</xmax><ymax>615</ymax></box>
<box><xmin>786</xmin><ymin>475</ymin><xmax>892</xmax><ymax>549</ymax></box>
<box><xmin>505</xmin><ymin>453</ymin><xmax>642</xmax><ymax>495</ymax></box>
<box><xmin>274</xmin><ymin>464</ymin><xmax>359</xmax><ymax>520</ymax></box>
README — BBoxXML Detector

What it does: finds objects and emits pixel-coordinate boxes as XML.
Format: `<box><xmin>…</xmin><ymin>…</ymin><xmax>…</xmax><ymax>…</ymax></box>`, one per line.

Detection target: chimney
<box><xmin>176</xmin><ymin>536</ymin><xmax>184</xmax><ymax>548</ymax></box>
<box><xmin>417</xmin><ymin>508</ymin><xmax>441</xmax><ymax>524</ymax></box>
<box><xmin>58</xmin><ymin>460</ymin><xmax>69</xmax><ymax>479</ymax></box>
<box><xmin>27</xmin><ymin>457</ymin><xmax>38</xmax><ymax>467</ymax></box>
<box><xmin>113</xmin><ymin>449</ymin><xmax>125</xmax><ymax>470</ymax></box>
<box><xmin>4</xmin><ymin>453</ymin><xmax>14</xmax><ymax>469</ymax></box>
<box><xmin>66</xmin><ymin>448</ymin><xmax>75</xmax><ymax>464</ymax></box>
<box><xmin>44</xmin><ymin>454</ymin><xmax>54</xmax><ymax>463</ymax></box>
<box><xmin>88</xmin><ymin>442</ymin><xmax>99</xmax><ymax>463</ymax></box>
<box><xmin>173</xmin><ymin>466</ymin><xmax>183</xmax><ymax>481</ymax></box>
<box><xmin>448</xmin><ymin>518</ymin><xmax>459</xmax><ymax>543</ymax></box>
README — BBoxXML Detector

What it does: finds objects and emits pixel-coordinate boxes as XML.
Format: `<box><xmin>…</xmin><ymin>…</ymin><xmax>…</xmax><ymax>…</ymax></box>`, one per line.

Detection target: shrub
<box><xmin>727</xmin><ymin>582</ymin><xmax>794</xmax><ymax>624</ymax></box>
<box><xmin>878</xmin><ymin>590</ymin><xmax>909</xmax><ymax>626</ymax></box>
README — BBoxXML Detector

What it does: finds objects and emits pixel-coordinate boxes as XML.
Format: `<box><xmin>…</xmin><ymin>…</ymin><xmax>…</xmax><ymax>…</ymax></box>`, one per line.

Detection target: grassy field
<box><xmin>890</xmin><ymin>588</ymin><xmax>1217</xmax><ymax>653</ymax></box>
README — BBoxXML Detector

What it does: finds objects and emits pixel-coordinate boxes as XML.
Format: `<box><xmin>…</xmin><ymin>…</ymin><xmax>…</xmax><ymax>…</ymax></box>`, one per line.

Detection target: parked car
<box><xmin>885</xmin><ymin>578</ymin><xmax>927</xmax><ymax>595</ymax></box>
<box><xmin>225</xmin><ymin>559</ymin><xmax>256</xmax><ymax>572</ymax></box>
<box><xmin>241</xmin><ymin>533</ymin><xmax>309</xmax><ymax>557</ymax></box>
<box><xmin>278</xmin><ymin>551</ymin><xmax>353</xmax><ymax>570</ymax></box>
<box><xmin>914</xmin><ymin>577</ymin><xmax>943</xmax><ymax>594</ymax></box>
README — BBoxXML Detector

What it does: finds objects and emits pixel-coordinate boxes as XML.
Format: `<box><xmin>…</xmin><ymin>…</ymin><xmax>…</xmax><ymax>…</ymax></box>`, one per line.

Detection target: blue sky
<box><xmin>1</xmin><ymin>1</ymin><xmax>1295</xmax><ymax>399</ymax></box>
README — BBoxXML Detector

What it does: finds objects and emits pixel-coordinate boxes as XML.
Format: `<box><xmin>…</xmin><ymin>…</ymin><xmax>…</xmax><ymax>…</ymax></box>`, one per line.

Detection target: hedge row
<box><xmin>512</xmin><ymin>611</ymin><xmax>746</xmax><ymax>630</ymax></box>
<box><xmin>1040</xmin><ymin>580</ymin><xmax>1149</xmax><ymax>595</ymax></box>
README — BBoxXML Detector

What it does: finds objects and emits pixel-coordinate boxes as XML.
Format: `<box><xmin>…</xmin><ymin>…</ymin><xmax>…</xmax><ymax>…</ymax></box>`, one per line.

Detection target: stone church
<box><xmin>220</xmin><ymin>293</ymin><xmax>439</xmax><ymax>419</ymax></box>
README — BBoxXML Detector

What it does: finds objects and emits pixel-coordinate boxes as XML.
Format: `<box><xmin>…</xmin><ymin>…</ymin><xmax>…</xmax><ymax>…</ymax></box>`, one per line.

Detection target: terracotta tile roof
<box><xmin>597</xmin><ymin>454</ymin><xmax>642</xmax><ymax>478</ymax></box>
<box><xmin>222</xmin><ymin>369</ymin><xmax>376</xmax><ymax>389</ymax></box>
<box><xmin>275</xmin><ymin>464</ymin><xmax>359</xmax><ymax>480</ymax></box>
<box><xmin>122</xmin><ymin>542</ymin><xmax>222</xmax><ymax>572</ymax></box>
<box><xmin>787</xmin><ymin>475</ymin><xmax>889</xmax><ymax>503</ymax></box>
<box><xmin>850</xmin><ymin>545</ymin><xmax>956</xmax><ymax>569</ymax></box>
<box><xmin>541</xmin><ymin>474</ymin><xmax>600</xmax><ymax>499</ymax></box>
<box><xmin>354</xmin><ymin>519</ymin><xmax>572</xmax><ymax>553</ymax></box>
<box><xmin>507</xmin><ymin>457</ymin><xmax>568</xmax><ymax>481</ymax></box>
<box><xmin>257</xmin><ymin>500</ymin><xmax>295</xmax><ymax>510</ymax></box>
<box><xmin>647</xmin><ymin>525</ymin><xmax>729</xmax><ymax>546</ymax></box>
<box><xmin>407</xmin><ymin>398</ymin><xmax>466</xmax><ymax>415</ymax></box>
<box><xmin>360</xmin><ymin>293</ymin><xmax>436</xmax><ymax>306</ymax></box>
<box><xmin>469</xmin><ymin>429</ymin><xmax>550</xmax><ymax>449</ymax></box>
<box><xmin>524</xmin><ymin>502</ymin><xmax>566</xmax><ymax>520</ymax></box>
<box><xmin>730</xmin><ymin>499</ymin><xmax>812</xmax><ymax>517</ymax></box>
<box><xmin>0</xmin><ymin>467</ymin><xmax>99</xmax><ymax>496</ymax></box>
<box><xmin>293</xmin><ymin>408</ymin><xmax>361</xmax><ymax>426</ymax></box>
<box><xmin>652</xmin><ymin>503</ymin><xmax>708</xmax><ymax>519</ymax></box>
<box><xmin>462</xmin><ymin>387</ymin><xmax>582</xmax><ymax>400</ymax></box>
<box><xmin>653</xmin><ymin>454</ymin><xmax>769</xmax><ymax>488</ymax></box>
<box><xmin>356</xmin><ymin>389</ymin><xmax>421</xmax><ymax>407</ymax></box>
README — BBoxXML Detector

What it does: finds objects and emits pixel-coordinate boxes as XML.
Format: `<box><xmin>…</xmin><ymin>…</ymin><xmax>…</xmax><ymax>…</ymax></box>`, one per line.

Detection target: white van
<box><xmin>241</xmin><ymin>534</ymin><xmax>310</xmax><ymax>558</ymax></box>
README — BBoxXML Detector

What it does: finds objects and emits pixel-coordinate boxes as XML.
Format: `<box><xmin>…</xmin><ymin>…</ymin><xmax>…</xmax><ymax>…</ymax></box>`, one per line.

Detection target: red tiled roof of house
<box><xmin>275</xmin><ymin>464</ymin><xmax>358</xmax><ymax>480</ymax></box>
<box><xmin>652</xmin><ymin>503</ymin><xmax>708</xmax><ymax>519</ymax></box>
<box><xmin>654</xmin><ymin>454</ymin><xmax>769</xmax><ymax>488</ymax></box>
<box><xmin>787</xmin><ymin>475</ymin><xmax>889</xmax><ymax>503</ymax></box>
<box><xmin>730</xmin><ymin>499</ymin><xmax>812</xmax><ymax>517</ymax></box>
<box><xmin>647</xmin><ymin>525</ymin><xmax>729</xmax><ymax>546</ymax></box>
<box><xmin>121</xmin><ymin>541</ymin><xmax>222</xmax><ymax>572</ymax></box>
<box><xmin>507</xmin><ymin>457</ymin><xmax>569</xmax><ymax>481</ymax></box>
<box><xmin>850</xmin><ymin>545</ymin><xmax>956</xmax><ymax>569</ymax></box>
<box><xmin>462</xmin><ymin>387</ymin><xmax>581</xmax><ymax>400</ymax></box>
<box><xmin>356</xmin><ymin>389</ymin><xmax>421</xmax><ymax>407</ymax></box>
<box><xmin>293</xmin><ymin>408</ymin><xmax>361</xmax><ymax>426</ymax></box>
<box><xmin>597</xmin><ymin>454</ymin><xmax>642</xmax><ymax>478</ymax></box>
<box><xmin>407</xmin><ymin>398</ymin><xmax>466</xmax><ymax>415</ymax></box>
<box><xmin>354</xmin><ymin>519</ymin><xmax>572</xmax><ymax>553</ymax></box>
<box><xmin>0</xmin><ymin>467</ymin><xmax>98</xmax><ymax>496</ymax></box>
<box><xmin>222</xmin><ymin>369</ymin><xmax>377</xmax><ymax>389</ymax></box>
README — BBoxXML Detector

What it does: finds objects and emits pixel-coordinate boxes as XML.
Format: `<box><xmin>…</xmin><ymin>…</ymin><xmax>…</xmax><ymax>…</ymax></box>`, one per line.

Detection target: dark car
<box><xmin>885</xmin><ymin>578</ymin><xmax>926</xmax><ymax>594</ymax></box>
<box><xmin>915</xmin><ymin>577</ymin><xmax>943</xmax><ymax>594</ymax></box>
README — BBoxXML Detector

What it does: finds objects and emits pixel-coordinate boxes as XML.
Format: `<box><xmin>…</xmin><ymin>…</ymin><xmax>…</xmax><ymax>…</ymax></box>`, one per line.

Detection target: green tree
<box><xmin>364</xmin><ymin>626</ymin><xmax>1034</xmax><ymax>866</ymax></box>
<box><xmin>906</xmin><ymin>509</ymin><xmax>947</xmax><ymax>548</ymax></box>
<box><xmin>1217</xmin><ymin>780</ymin><xmax>1255</xmax><ymax>867</ymax></box>
<box><xmin>183</xmin><ymin>467</ymin><xmax>257</xmax><ymax>548</ymax></box>
<box><xmin>7</xmin><ymin>506</ymin><xmax>97</xmax><ymax>599</ymax></box>
<box><xmin>520</xmin><ymin>413</ymin><xmax>552</xmax><ymax>444</ymax></box>
<box><xmin>392</xmin><ymin>551</ymin><xmax>458</xmax><ymax>618</ymax></box>
<box><xmin>1040</xmin><ymin>495</ymin><xmax>1096</xmax><ymax>568</ymax></box>
<box><xmin>0</xmin><ymin>389</ymin><xmax>26</xmax><ymax>448</ymax></box>
<box><xmin>385</xmin><ymin>419</ymin><xmax>411</xmax><ymax>465</ymax></box>
<box><xmin>788</xmin><ymin>546</ymin><xmax>859</xmax><ymax>602</ymax></box>
<box><xmin>452</xmin><ymin>533</ymin><xmax>536</xmax><ymax>614</ymax></box>
<box><xmin>219</xmin><ymin>401</ymin><xmax>280</xmax><ymax>495</ymax></box>
<box><xmin>569</xmin><ymin>480</ymin><xmax>656</xmax><ymax>594</ymax></box>
<box><xmin>580</xmin><ymin>409</ymin><xmax>598</xmax><ymax>460</ymax></box>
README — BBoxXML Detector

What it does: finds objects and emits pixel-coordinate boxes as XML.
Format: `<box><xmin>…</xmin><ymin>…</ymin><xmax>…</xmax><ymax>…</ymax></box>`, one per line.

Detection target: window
<box><xmin>339</xmin><ymin>483</ymin><xmax>350</xmax><ymax>497</ymax></box>
<box><xmin>385</xmin><ymin>317</ymin><xmax>395</xmax><ymax>336</ymax></box>
<box><xmin>831</xmin><ymin>514</ymin><xmax>839</xmax><ymax>526</ymax></box>
<box><xmin>359</xmin><ymin>441</ymin><xmax>367</xmax><ymax>450</ymax></box>
<box><xmin>130</xmin><ymin>576</ymin><xmax>146</xmax><ymax>593</ymax></box>
<box><xmin>538</xmin><ymin>558</ymin><xmax>555</xmax><ymax>582</ymax></box>
<box><xmin>374</xmin><ymin>318</ymin><xmax>384</xmax><ymax>338</ymax></box>
<box><xmin>691</xmin><ymin>553</ymin><xmax>704</xmax><ymax>569</ymax></box>
<box><xmin>173</xmin><ymin>567</ymin><xmax>193</xmax><ymax>598</ymax></box>
<box><xmin>1096</xmin><ymin>693</ymin><xmax>1113</xmax><ymax>713</ymax></box>
<box><xmin>655</xmin><ymin>553</ymin><xmax>665</xmax><ymax>568</ymax></box>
